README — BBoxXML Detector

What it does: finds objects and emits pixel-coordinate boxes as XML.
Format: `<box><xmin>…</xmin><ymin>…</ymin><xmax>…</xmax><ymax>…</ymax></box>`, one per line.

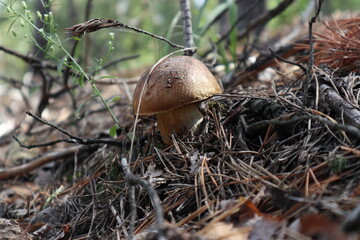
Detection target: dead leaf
<box><xmin>297</xmin><ymin>213</ymin><xmax>348</xmax><ymax>240</ymax></box>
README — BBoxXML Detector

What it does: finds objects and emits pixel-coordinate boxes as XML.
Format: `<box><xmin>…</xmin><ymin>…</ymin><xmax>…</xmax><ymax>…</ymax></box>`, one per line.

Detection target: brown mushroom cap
<box><xmin>133</xmin><ymin>56</ymin><xmax>222</xmax><ymax>115</ymax></box>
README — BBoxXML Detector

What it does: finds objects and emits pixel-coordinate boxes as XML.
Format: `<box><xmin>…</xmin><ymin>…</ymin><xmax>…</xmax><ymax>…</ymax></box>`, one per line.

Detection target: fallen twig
<box><xmin>247</xmin><ymin>112</ymin><xmax>360</xmax><ymax>139</ymax></box>
<box><xmin>0</xmin><ymin>145</ymin><xmax>97</xmax><ymax>179</ymax></box>
<box><xmin>120</xmin><ymin>157</ymin><xmax>165</xmax><ymax>240</ymax></box>
<box><xmin>320</xmin><ymin>84</ymin><xmax>360</xmax><ymax>128</ymax></box>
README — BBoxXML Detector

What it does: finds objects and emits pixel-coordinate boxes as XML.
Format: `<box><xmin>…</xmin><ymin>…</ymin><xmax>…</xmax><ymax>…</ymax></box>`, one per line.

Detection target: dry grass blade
<box><xmin>65</xmin><ymin>18</ymin><xmax>123</xmax><ymax>37</ymax></box>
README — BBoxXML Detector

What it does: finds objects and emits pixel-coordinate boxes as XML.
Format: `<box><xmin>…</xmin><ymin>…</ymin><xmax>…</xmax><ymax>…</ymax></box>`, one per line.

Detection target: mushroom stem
<box><xmin>156</xmin><ymin>103</ymin><xmax>203</xmax><ymax>144</ymax></box>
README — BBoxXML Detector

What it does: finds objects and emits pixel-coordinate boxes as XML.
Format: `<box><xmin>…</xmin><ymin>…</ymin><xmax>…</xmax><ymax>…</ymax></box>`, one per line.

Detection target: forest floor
<box><xmin>1</xmin><ymin>10</ymin><xmax>360</xmax><ymax>240</ymax></box>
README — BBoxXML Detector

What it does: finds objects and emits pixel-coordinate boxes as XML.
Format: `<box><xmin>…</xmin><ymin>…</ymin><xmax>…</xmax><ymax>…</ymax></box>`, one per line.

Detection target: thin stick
<box><xmin>128</xmin><ymin>186</ymin><xmax>136</xmax><ymax>239</ymax></box>
<box><xmin>13</xmin><ymin>111</ymin><xmax>125</xmax><ymax>148</ymax></box>
<box><xmin>303</xmin><ymin>0</ymin><xmax>323</xmax><ymax>107</ymax></box>
<box><xmin>269</xmin><ymin>48</ymin><xmax>307</xmax><ymax>73</ymax></box>
<box><xmin>120</xmin><ymin>157</ymin><xmax>165</xmax><ymax>240</ymax></box>
<box><xmin>180</xmin><ymin>0</ymin><xmax>195</xmax><ymax>55</ymax></box>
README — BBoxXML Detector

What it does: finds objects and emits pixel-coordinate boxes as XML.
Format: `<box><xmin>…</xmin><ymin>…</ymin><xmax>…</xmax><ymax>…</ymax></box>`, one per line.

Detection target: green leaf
<box><xmin>109</xmin><ymin>125</ymin><xmax>118</xmax><ymax>138</ymax></box>
<box><xmin>107</xmin><ymin>96</ymin><xmax>121</xmax><ymax>104</ymax></box>
<box><xmin>73</xmin><ymin>75</ymin><xmax>85</xmax><ymax>88</ymax></box>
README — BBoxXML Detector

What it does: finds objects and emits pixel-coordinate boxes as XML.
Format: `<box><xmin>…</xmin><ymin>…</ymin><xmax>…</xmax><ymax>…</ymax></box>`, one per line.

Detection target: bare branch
<box><xmin>120</xmin><ymin>157</ymin><xmax>165</xmax><ymax>240</ymax></box>
<box><xmin>13</xmin><ymin>111</ymin><xmax>125</xmax><ymax>149</ymax></box>
<box><xmin>0</xmin><ymin>45</ymin><xmax>57</xmax><ymax>70</ymax></box>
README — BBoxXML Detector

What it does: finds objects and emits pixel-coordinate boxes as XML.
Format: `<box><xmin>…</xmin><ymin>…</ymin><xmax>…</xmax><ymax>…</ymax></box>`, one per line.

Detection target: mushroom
<box><xmin>133</xmin><ymin>56</ymin><xmax>222</xmax><ymax>144</ymax></box>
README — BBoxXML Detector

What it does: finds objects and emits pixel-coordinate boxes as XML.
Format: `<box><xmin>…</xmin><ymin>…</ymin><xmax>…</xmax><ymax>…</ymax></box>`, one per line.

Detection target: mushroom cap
<box><xmin>133</xmin><ymin>56</ymin><xmax>222</xmax><ymax>115</ymax></box>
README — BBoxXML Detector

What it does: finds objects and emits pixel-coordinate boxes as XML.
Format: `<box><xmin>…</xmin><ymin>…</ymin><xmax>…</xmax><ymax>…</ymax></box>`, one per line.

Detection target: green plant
<box><xmin>329</xmin><ymin>155</ymin><xmax>347</xmax><ymax>173</ymax></box>
<box><xmin>1</xmin><ymin>0</ymin><xmax>123</xmax><ymax>134</ymax></box>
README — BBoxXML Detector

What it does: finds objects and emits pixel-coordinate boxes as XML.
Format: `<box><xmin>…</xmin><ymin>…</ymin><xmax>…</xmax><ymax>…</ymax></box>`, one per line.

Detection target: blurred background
<box><xmin>1</xmin><ymin>0</ymin><xmax>359</xmax><ymax>76</ymax></box>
